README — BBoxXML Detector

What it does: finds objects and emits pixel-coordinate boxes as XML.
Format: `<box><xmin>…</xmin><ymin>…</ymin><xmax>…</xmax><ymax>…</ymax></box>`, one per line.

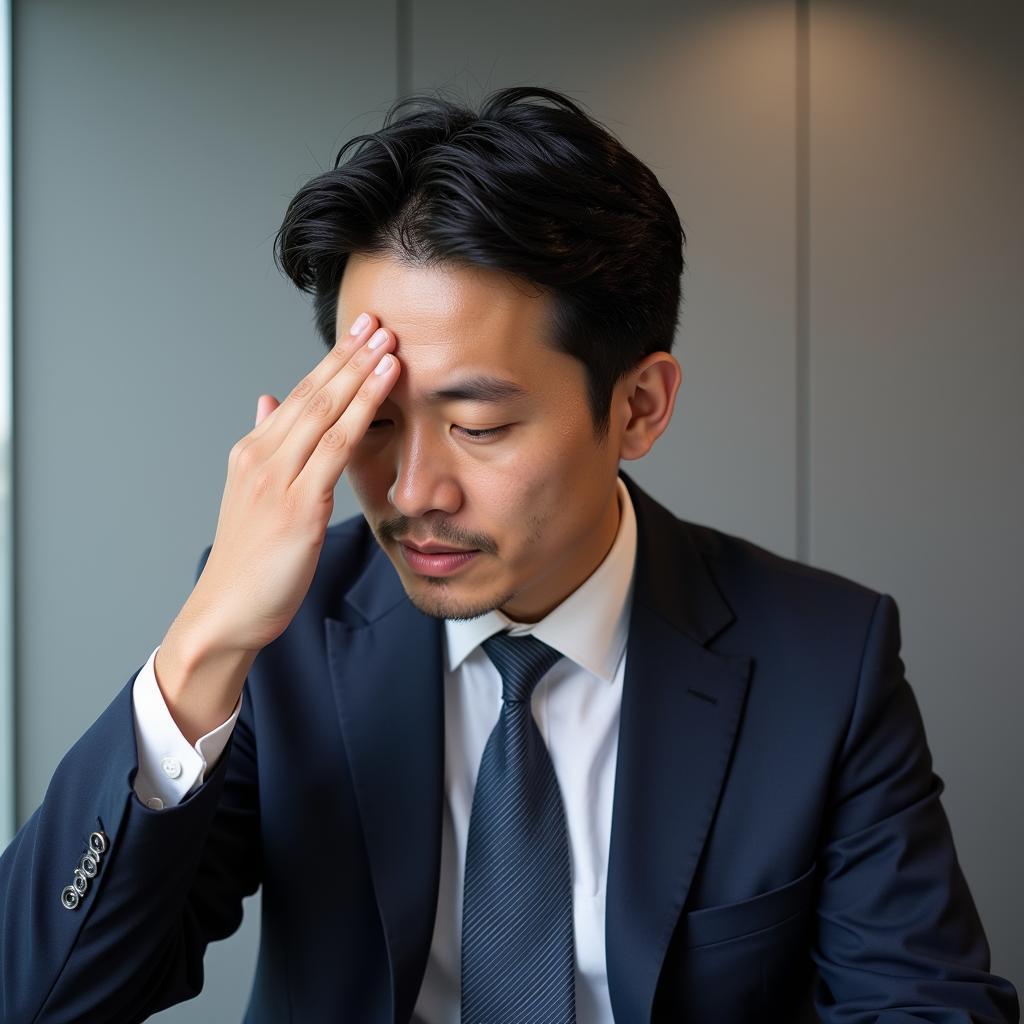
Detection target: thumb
<box><xmin>255</xmin><ymin>394</ymin><xmax>280</xmax><ymax>427</ymax></box>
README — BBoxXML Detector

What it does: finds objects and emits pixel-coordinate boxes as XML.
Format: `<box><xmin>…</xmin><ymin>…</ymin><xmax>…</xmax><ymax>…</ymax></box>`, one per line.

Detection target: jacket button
<box><xmin>89</xmin><ymin>831</ymin><xmax>108</xmax><ymax>856</ymax></box>
<box><xmin>61</xmin><ymin>885</ymin><xmax>80</xmax><ymax>910</ymax></box>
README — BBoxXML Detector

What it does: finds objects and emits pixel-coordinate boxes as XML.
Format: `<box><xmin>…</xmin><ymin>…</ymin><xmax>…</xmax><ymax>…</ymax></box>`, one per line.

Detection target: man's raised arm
<box><xmin>0</xmin><ymin>310</ymin><xmax>401</xmax><ymax>1021</ymax></box>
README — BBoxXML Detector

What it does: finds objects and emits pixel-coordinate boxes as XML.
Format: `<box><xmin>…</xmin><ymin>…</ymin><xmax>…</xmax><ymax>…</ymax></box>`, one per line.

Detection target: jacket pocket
<box><xmin>683</xmin><ymin>860</ymin><xmax>819</xmax><ymax>949</ymax></box>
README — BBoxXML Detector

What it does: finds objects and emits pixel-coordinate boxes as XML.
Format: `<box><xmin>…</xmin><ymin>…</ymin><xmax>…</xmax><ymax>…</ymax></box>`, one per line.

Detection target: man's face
<box><xmin>339</xmin><ymin>251</ymin><xmax>628</xmax><ymax>623</ymax></box>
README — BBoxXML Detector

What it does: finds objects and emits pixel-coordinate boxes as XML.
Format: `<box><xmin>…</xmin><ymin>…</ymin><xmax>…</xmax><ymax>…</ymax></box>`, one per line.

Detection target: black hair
<box><xmin>273</xmin><ymin>84</ymin><xmax>685</xmax><ymax>441</ymax></box>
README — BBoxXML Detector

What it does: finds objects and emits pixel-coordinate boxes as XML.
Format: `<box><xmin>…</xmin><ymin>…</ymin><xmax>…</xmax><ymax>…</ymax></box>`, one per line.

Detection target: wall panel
<box><xmin>14</xmin><ymin>2</ymin><xmax>398</xmax><ymax>1020</ymax></box>
<box><xmin>808</xmin><ymin>0</ymin><xmax>1024</xmax><ymax>981</ymax></box>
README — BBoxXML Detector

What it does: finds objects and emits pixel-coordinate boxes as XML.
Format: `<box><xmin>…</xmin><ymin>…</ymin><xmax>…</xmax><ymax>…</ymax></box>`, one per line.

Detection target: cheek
<box><xmin>496</xmin><ymin>427</ymin><xmax>588</xmax><ymax>512</ymax></box>
<box><xmin>495</xmin><ymin>469</ymin><xmax>569</xmax><ymax>549</ymax></box>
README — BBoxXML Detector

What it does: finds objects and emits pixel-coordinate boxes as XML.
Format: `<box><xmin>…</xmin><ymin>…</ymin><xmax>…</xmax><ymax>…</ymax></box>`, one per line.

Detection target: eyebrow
<box><xmin>422</xmin><ymin>375</ymin><xmax>530</xmax><ymax>405</ymax></box>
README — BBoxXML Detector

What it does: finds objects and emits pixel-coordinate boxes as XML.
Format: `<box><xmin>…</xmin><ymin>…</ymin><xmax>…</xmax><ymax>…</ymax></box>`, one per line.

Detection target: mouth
<box><xmin>399</xmin><ymin>544</ymin><xmax>480</xmax><ymax>577</ymax></box>
<box><xmin>401</xmin><ymin>540</ymin><xmax>477</xmax><ymax>554</ymax></box>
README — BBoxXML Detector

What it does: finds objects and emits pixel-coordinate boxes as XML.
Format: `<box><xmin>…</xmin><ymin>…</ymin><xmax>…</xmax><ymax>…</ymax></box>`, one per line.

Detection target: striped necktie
<box><xmin>460</xmin><ymin>630</ymin><xmax>577</xmax><ymax>1023</ymax></box>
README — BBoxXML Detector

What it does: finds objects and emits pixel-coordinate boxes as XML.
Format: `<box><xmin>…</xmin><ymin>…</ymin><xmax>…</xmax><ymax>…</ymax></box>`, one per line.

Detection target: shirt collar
<box><xmin>444</xmin><ymin>475</ymin><xmax>637</xmax><ymax>684</ymax></box>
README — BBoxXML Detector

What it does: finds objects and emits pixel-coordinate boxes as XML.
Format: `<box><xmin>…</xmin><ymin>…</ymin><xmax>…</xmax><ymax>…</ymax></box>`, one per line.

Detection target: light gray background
<box><xmin>11</xmin><ymin>1</ymin><xmax>1021</xmax><ymax>1019</ymax></box>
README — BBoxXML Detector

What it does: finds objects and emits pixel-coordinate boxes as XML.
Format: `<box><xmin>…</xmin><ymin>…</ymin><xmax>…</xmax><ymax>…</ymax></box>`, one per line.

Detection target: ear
<box><xmin>617</xmin><ymin>353</ymin><xmax>682</xmax><ymax>461</ymax></box>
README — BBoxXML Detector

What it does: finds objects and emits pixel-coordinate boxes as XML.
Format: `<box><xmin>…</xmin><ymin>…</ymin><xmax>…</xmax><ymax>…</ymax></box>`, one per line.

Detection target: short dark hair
<box><xmin>273</xmin><ymin>85</ymin><xmax>685</xmax><ymax>441</ymax></box>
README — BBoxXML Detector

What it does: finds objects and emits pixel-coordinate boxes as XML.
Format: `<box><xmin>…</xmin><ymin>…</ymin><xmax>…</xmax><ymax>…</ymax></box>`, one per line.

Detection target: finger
<box><xmin>255</xmin><ymin>394</ymin><xmax>279</xmax><ymax>427</ymax></box>
<box><xmin>249</xmin><ymin>311</ymin><xmax>380</xmax><ymax>447</ymax></box>
<box><xmin>275</xmin><ymin>327</ymin><xmax>398</xmax><ymax>488</ymax></box>
<box><xmin>292</xmin><ymin>348</ymin><xmax>400</xmax><ymax>499</ymax></box>
<box><xmin>289</xmin><ymin>346</ymin><xmax>400</xmax><ymax>499</ymax></box>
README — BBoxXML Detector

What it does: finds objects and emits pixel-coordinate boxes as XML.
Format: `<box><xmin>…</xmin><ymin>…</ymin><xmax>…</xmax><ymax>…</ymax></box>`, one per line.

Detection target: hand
<box><xmin>169</xmin><ymin>311</ymin><xmax>399</xmax><ymax>659</ymax></box>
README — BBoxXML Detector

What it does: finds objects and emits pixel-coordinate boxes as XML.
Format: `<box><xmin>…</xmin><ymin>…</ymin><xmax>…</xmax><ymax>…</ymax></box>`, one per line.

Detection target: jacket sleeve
<box><xmin>811</xmin><ymin>593</ymin><xmax>1020</xmax><ymax>1023</ymax></box>
<box><xmin>0</xmin><ymin>543</ymin><xmax>262</xmax><ymax>1024</ymax></box>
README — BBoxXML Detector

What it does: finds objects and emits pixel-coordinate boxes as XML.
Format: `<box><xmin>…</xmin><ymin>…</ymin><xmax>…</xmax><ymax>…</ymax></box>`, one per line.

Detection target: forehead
<box><xmin>337</xmin><ymin>252</ymin><xmax>555</xmax><ymax>383</ymax></box>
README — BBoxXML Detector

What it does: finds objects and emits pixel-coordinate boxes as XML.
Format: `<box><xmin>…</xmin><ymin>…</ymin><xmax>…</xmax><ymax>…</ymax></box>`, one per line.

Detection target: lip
<box><xmin>403</xmin><ymin>540</ymin><xmax>475</xmax><ymax>554</ymax></box>
<box><xmin>400</xmin><ymin>544</ymin><xmax>480</xmax><ymax>577</ymax></box>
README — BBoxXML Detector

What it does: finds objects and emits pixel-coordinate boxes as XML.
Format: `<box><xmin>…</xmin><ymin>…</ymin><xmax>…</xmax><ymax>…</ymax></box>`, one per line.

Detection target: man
<box><xmin>0</xmin><ymin>86</ymin><xmax>1018</xmax><ymax>1023</ymax></box>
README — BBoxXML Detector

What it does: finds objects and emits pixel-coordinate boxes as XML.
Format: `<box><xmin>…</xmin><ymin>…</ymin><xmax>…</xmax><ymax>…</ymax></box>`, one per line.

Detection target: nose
<box><xmin>386</xmin><ymin>424</ymin><xmax>463</xmax><ymax>519</ymax></box>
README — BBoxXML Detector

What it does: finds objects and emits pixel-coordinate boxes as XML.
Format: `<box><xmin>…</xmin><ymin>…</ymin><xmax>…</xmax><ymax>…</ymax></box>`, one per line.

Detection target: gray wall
<box><xmin>12</xmin><ymin>1</ymin><xmax>1021</xmax><ymax>1019</ymax></box>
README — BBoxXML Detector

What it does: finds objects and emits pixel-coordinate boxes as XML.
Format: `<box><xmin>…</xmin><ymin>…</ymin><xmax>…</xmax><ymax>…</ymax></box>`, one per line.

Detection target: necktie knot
<box><xmin>481</xmin><ymin>631</ymin><xmax>564</xmax><ymax>704</ymax></box>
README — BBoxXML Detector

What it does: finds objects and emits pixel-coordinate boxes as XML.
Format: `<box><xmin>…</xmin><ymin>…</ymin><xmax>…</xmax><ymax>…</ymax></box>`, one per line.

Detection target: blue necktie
<box><xmin>461</xmin><ymin>630</ymin><xmax>577</xmax><ymax>1024</ymax></box>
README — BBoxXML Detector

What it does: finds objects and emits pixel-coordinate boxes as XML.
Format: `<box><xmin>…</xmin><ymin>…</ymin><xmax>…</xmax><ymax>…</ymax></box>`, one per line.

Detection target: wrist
<box><xmin>155</xmin><ymin>615</ymin><xmax>256</xmax><ymax>746</ymax></box>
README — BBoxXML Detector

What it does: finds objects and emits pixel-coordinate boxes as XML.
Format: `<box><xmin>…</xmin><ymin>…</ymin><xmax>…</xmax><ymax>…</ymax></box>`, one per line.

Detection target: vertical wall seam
<box><xmin>396</xmin><ymin>0</ymin><xmax>411</xmax><ymax>101</ymax></box>
<box><xmin>795</xmin><ymin>0</ymin><xmax>811</xmax><ymax>564</ymax></box>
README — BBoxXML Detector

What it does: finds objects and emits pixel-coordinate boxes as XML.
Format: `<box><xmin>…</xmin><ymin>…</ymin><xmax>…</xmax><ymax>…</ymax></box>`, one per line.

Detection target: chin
<box><xmin>398</xmin><ymin>574</ymin><xmax>521</xmax><ymax>622</ymax></box>
<box><xmin>403</xmin><ymin>589</ymin><xmax>493</xmax><ymax>622</ymax></box>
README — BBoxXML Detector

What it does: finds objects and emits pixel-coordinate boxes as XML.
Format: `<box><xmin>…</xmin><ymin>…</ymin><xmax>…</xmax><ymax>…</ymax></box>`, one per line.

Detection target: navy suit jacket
<box><xmin>1</xmin><ymin>470</ymin><xmax>1019</xmax><ymax>1023</ymax></box>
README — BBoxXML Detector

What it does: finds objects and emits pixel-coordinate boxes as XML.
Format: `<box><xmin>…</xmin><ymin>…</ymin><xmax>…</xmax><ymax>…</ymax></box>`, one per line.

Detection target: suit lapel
<box><xmin>606</xmin><ymin>473</ymin><xmax>752</xmax><ymax>1023</ymax></box>
<box><xmin>325</xmin><ymin>541</ymin><xmax>445</xmax><ymax>1024</ymax></box>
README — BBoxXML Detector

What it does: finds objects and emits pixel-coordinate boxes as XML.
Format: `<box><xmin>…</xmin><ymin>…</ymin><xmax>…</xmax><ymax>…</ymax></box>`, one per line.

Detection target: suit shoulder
<box><xmin>682</xmin><ymin>517</ymin><xmax>884</xmax><ymax>624</ymax></box>
<box><xmin>303</xmin><ymin>511</ymin><xmax>378</xmax><ymax>608</ymax></box>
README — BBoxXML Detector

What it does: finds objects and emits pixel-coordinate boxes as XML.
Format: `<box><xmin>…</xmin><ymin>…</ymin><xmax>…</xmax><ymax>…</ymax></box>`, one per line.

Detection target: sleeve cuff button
<box><xmin>60</xmin><ymin>830</ymin><xmax>109</xmax><ymax>909</ymax></box>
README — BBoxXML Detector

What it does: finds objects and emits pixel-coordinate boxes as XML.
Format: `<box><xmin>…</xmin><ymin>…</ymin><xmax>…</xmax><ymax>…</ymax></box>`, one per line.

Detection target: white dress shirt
<box><xmin>132</xmin><ymin>475</ymin><xmax>637</xmax><ymax>1023</ymax></box>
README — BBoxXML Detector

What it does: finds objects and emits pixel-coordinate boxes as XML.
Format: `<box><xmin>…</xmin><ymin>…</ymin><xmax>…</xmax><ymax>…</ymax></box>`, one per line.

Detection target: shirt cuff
<box><xmin>131</xmin><ymin>643</ymin><xmax>242</xmax><ymax>810</ymax></box>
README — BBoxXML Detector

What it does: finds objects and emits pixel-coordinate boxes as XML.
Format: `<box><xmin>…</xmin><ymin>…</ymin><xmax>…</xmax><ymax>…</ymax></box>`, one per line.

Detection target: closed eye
<box><xmin>367</xmin><ymin>421</ymin><xmax>511</xmax><ymax>440</ymax></box>
<box><xmin>455</xmin><ymin>425</ymin><xmax>510</xmax><ymax>439</ymax></box>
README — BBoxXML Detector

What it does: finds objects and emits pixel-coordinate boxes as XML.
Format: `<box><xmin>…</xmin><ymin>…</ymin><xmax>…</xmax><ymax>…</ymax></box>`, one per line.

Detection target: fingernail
<box><xmin>368</xmin><ymin>328</ymin><xmax>389</xmax><ymax>350</ymax></box>
<box><xmin>349</xmin><ymin>312</ymin><xmax>371</xmax><ymax>335</ymax></box>
<box><xmin>375</xmin><ymin>354</ymin><xmax>394</xmax><ymax>375</ymax></box>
